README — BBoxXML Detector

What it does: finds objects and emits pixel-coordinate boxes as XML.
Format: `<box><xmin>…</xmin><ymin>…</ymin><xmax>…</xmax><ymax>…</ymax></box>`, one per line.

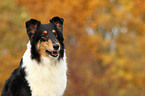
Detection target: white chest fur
<box><xmin>22</xmin><ymin>44</ymin><xmax>67</xmax><ymax>96</ymax></box>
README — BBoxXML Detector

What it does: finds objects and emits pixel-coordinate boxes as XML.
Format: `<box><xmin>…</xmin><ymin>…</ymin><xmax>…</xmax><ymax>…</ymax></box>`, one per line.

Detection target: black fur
<box><xmin>25</xmin><ymin>16</ymin><xmax>65</xmax><ymax>61</ymax></box>
<box><xmin>26</xmin><ymin>19</ymin><xmax>41</xmax><ymax>40</ymax></box>
<box><xmin>1</xmin><ymin>16</ymin><xmax>65</xmax><ymax>96</ymax></box>
<box><xmin>30</xmin><ymin>27</ymin><xmax>42</xmax><ymax>62</ymax></box>
<box><xmin>50</xmin><ymin>17</ymin><xmax>64</xmax><ymax>59</ymax></box>
<box><xmin>1</xmin><ymin>59</ymin><xmax>31</xmax><ymax>96</ymax></box>
<box><xmin>26</xmin><ymin>19</ymin><xmax>42</xmax><ymax>62</ymax></box>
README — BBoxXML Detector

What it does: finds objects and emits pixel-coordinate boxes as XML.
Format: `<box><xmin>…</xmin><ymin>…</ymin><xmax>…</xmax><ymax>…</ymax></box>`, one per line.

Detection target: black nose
<box><xmin>53</xmin><ymin>44</ymin><xmax>59</xmax><ymax>50</ymax></box>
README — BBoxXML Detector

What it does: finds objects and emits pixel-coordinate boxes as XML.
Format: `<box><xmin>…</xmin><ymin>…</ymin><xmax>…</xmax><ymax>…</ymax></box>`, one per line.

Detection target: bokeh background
<box><xmin>0</xmin><ymin>0</ymin><xmax>145</xmax><ymax>96</ymax></box>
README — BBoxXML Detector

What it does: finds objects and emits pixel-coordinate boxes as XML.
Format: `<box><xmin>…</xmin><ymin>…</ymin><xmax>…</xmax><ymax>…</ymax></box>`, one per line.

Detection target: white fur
<box><xmin>22</xmin><ymin>42</ymin><xmax>67</xmax><ymax>96</ymax></box>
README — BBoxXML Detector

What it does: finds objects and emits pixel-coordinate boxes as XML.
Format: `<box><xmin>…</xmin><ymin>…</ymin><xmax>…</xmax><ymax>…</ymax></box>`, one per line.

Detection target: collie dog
<box><xmin>1</xmin><ymin>16</ymin><xmax>67</xmax><ymax>96</ymax></box>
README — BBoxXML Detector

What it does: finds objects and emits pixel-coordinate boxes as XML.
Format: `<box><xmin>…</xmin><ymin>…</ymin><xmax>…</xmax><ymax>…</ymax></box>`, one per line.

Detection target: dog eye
<box><xmin>41</xmin><ymin>34</ymin><xmax>47</xmax><ymax>41</ymax></box>
<box><xmin>42</xmin><ymin>33</ymin><xmax>47</xmax><ymax>37</ymax></box>
<box><xmin>53</xmin><ymin>33</ymin><xmax>58</xmax><ymax>37</ymax></box>
<box><xmin>41</xmin><ymin>34</ymin><xmax>47</xmax><ymax>38</ymax></box>
<box><xmin>41</xmin><ymin>37</ymin><xmax>46</xmax><ymax>41</ymax></box>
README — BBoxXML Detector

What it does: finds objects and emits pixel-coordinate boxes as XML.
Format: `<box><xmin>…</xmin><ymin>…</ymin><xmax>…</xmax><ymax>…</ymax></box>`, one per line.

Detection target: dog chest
<box><xmin>22</xmin><ymin>51</ymin><xmax>67</xmax><ymax>96</ymax></box>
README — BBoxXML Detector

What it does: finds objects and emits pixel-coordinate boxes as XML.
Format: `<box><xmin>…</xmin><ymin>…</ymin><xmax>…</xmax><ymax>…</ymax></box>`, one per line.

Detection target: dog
<box><xmin>1</xmin><ymin>16</ymin><xmax>67</xmax><ymax>96</ymax></box>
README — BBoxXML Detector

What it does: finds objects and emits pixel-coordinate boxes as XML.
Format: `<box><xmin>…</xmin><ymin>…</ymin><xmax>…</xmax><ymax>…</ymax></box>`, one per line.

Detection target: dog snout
<box><xmin>53</xmin><ymin>44</ymin><xmax>59</xmax><ymax>50</ymax></box>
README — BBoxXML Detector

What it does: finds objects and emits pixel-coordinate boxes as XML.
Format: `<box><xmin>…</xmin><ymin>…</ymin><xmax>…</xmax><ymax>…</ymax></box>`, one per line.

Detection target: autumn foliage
<box><xmin>0</xmin><ymin>0</ymin><xmax>145</xmax><ymax>96</ymax></box>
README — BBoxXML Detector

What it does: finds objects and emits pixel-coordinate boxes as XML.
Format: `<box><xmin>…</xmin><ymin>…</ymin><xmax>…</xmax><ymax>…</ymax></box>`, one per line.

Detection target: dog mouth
<box><xmin>45</xmin><ymin>50</ymin><xmax>59</xmax><ymax>57</ymax></box>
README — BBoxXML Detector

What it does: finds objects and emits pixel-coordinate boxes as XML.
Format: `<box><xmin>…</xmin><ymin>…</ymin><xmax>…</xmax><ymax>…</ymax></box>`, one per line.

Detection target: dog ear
<box><xmin>50</xmin><ymin>16</ymin><xmax>64</xmax><ymax>33</ymax></box>
<box><xmin>25</xmin><ymin>19</ymin><xmax>41</xmax><ymax>39</ymax></box>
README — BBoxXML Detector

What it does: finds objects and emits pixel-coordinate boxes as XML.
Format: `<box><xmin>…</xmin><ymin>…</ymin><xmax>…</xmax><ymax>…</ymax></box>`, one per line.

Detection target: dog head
<box><xmin>25</xmin><ymin>16</ymin><xmax>64</xmax><ymax>62</ymax></box>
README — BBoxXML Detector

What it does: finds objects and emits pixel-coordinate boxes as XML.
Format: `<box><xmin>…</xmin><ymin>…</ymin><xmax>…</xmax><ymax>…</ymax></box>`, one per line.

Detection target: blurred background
<box><xmin>0</xmin><ymin>0</ymin><xmax>145</xmax><ymax>96</ymax></box>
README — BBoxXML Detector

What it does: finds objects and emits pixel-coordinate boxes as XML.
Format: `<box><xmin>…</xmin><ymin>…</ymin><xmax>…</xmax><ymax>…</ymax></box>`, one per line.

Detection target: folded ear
<box><xmin>25</xmin><ymin>19</ymin><xmax>41</xmax><ymax>39</ymax></box>
<box><xmin>50</xmin><ymin>16</ymin><xmax>64</xmax><ymax>33</ymax></box>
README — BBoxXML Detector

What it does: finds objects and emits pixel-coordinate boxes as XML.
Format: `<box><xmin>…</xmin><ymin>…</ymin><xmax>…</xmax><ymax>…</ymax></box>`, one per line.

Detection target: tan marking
<box><xmin>38</xmin><ymin>39</ymin><xmax>53</xmax><ymax>57</ymax></box>
<box><xmin>52</xmin><ymin>30</ymin><xmax>56</xmax><ymax>33</ymax></box>
<box><xmin>43</xmin><ymin>31</ymin><xmax>47</xmax><ymax>34</ymax></box>
<box><xmin>37</xmin><ymin>40</ymin><xmax>41</xmax><ymax>50</ymax></box>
